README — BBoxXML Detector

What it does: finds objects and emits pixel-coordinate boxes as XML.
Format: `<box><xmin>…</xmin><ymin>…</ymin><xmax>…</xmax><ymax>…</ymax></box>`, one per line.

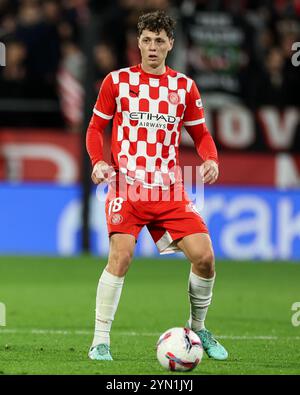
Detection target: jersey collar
<box><xmin>137</xmin><ymin>63</ymin><xmax>171</xmax><ymax>79</ymax></box>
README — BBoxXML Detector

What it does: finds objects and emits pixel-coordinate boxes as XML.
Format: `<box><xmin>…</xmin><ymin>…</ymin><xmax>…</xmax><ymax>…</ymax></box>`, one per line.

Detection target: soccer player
<box><xmin>86</xmin><ymin>10</ymin><xmax>228</xmax><ymax>361</ymax></box>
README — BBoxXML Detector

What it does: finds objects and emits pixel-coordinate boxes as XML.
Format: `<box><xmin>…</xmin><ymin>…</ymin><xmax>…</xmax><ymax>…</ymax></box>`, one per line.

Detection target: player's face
<box><xmin>138</xmin><ymin>29</ymin><xmax>173</xmax><ymax>69</ymax></box>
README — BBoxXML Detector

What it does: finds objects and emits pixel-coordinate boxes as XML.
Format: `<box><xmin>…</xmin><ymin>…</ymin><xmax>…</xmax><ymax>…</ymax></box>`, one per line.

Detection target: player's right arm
<box><xmin>86</xmin><ymin>73</ymin><xmax>116</xmax><ymax>184</ymax></box>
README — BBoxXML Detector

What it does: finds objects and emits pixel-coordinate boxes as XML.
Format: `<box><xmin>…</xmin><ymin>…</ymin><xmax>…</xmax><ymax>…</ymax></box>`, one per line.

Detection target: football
<box><xmin>156</xmin><ymin>327</ymin><xmax>203</xmax><ymax>371</ymax></box>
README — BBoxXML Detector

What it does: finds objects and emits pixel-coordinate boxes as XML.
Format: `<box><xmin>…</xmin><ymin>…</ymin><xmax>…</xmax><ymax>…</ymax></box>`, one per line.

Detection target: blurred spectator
<box><xmin>0</xmin><ymin>13</ymin><xmax>18</xmax><ymax>40</ymax></box>
<box><xmin>58</xmin><ymin>20</ymin><xmax>76</xmax><ymax>42</ymax></box>
<box><xmin>57</xmin><ymin>41</ymin><xmax>85</xmax><ymax>132</ymax></box>
<box><xmin>259</xmin><ymin>47</ymin><xmax>289</xmax><ymax>105</ymax></box>
<box><xmin>125</xmin><ymin>29</ymin><xmax>141</xmax><ymax>67</ymax></box>
<box><xmin>93</xmin><ymin>42</ymin><xmax>118</xmax><ymax>92</ymax></box>
<box><xmin>15</xmin><ymin>0</ymin><xmax>60</xmax><ymax>84</ymax></box>
<box><xmin>0</xmin><ymin>39</ymin><xmax>28</xmax><ymax>104</ymax></box>
<box><xmin>43</xmin><ymin>0</ymin><xmax>61</xmax><ymax>23</ymax></box>
<box><xmin>1</xmin><ymin>40</ymin><xmax>27</xmax><ymax>82</ymax></box>
<box><xmin>241</xmin><ymin>45</ymin><xmax>300</xmax><ymax>107</ymax></box>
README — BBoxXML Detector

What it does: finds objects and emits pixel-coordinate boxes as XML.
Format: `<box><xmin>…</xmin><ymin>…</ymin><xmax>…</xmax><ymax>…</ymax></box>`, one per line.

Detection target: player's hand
<box><xmin>199</xmin><ymin>160</ymin><xmax>219</xmax><ymax>184</ymax></box>
<box><xmin>91</xmin><ymin>161</ymin><xmax>115</xmax><ymax>184</ymax></box>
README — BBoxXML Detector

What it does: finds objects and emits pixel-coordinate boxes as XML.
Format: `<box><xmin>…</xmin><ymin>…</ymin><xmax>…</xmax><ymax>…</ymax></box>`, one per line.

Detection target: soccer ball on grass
<box><xmin>156</xmin><ymin>327</ymin><xmax>203</xmax><ymax>372</ymax></box>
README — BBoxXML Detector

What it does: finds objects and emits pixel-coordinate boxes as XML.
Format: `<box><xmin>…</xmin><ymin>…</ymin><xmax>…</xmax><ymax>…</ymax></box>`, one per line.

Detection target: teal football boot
<box><xmin>186</xmin><ymin>322</ymin><xmax>228</xmax><ymax>360</ymax></box>
<box><xmin>196</xmin><ymin>328</ymin><xmax>228</xmax><ymax>360</ymax></box>
<box><xmin>88</xmin><ymin>344</ymin><xmax>113</xmax><ymax>361</ymax></box>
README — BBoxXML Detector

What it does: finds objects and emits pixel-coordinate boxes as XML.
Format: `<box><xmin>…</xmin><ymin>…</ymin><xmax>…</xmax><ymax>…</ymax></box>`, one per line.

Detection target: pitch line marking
<box><xmin>0</xmin><ymin>328</ymin><xmax>300</xmax><ymax>340</ymax></box>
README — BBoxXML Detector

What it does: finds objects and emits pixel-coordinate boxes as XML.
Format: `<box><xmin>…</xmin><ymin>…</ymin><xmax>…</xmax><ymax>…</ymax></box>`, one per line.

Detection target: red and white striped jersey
<box><xmin>93</xmin><ymin>64</ymin><xmax>206</xmax><ymax>188</ymax></box>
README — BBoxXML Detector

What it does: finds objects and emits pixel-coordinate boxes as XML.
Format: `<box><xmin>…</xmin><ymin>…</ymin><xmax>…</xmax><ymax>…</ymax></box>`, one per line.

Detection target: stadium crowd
<box><xmin>0</xmin><ymin>0</ymin><xmax>299</xmax><ymax>129</ymax></box>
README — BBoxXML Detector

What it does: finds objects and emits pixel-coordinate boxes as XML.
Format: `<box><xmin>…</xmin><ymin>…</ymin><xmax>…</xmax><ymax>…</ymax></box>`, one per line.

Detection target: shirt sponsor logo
<box><xmin>129</xmin><ymin>112</ymin><xmax>176</xmax><ymax>123</ymax></box>
<box><xmin>129</xmin><ymin>112</ymin><xmax>176</xmax><ymax>128</ymax></box>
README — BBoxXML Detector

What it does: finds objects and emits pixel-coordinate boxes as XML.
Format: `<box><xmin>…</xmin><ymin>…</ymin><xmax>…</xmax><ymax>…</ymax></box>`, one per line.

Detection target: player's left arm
<box><xmin>185</xmin><ymin>123</ymin><xmax>219</xmax><ymax>184</ymax></box>
<box><xmin>183</xmin><ymin>81</ymin><xmax>219</xmax><ymax>184</ymax></box>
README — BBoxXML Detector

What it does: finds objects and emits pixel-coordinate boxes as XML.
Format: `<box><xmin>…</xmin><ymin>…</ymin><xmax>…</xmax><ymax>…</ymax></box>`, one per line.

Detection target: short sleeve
<box><xmin>93</xmin><ymin>73</ymin><xmax>116</xmax><ymax>120</ymax></box>
<box><xmin>183</xmin><ymin>81</ymin><xmax>206</xmax><ymax>127</ymax></box>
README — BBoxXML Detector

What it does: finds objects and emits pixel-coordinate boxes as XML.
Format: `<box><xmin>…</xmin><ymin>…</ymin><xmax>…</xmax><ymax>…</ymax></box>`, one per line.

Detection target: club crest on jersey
<box><xmin>168</xmin><ymin>92</ymin><xmax>180</xmax><ymax>105</ymax></box>
<box><xmin>110</xmin><ymin>214</ymin><xmax>123</xmax><ymax>225</ymax></box>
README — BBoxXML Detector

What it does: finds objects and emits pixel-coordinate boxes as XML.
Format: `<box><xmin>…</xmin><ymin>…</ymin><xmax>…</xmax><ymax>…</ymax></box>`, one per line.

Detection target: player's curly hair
<box><xmin>137</xmin><ymin>10</ymin><xmax>176</xmax><ymax>39</ymax></box>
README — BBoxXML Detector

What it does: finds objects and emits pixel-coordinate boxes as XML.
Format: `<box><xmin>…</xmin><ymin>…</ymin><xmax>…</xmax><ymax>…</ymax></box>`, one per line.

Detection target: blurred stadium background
<box><xmin>0</xmin><ymin>0</ymin><xmax>299</xmax><ymax>260</ymax></box>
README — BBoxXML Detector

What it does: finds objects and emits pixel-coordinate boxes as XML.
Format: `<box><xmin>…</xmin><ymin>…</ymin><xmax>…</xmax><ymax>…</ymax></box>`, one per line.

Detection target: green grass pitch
<box><xmin>0</xmin><ymin>256</ymin><xmax>300</xmax><ymax>375</ymax></box>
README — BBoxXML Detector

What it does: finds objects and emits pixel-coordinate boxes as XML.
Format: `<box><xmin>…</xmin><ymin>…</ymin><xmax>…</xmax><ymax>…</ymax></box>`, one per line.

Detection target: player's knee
<box><xmin>192</xmin><ymin>250</ymin><xmax>215</xmax><ymax>278</ymax></box>
<box><xmin>108</xmin><ymin>249</ymin><xmax>133</xmax><ymax>276</ymax></box>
